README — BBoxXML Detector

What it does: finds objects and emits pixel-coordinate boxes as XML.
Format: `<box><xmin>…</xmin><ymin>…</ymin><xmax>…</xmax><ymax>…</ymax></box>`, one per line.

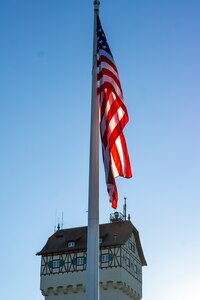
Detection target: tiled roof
<box><xmin>36</xmin><ymin>220</ymin><xmax>147</xmax><ymax>266</ymax></box>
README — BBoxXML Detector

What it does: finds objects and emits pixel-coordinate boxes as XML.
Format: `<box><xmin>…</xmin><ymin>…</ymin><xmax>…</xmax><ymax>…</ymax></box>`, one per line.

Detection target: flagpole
<box><xmin>86</xmin><ymin>1</ymin><xmax>100</xmax><ymax>300</ymax></box>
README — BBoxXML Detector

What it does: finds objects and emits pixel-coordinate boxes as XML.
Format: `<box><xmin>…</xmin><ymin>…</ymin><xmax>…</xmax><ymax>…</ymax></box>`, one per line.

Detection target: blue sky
<box><xmin>0</xmin><ymin>0</ymin><xmax>200</xmax><ymax>299</ymax></box>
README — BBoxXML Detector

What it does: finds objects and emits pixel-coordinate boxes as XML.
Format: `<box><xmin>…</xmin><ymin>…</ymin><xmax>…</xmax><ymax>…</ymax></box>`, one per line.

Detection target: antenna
<box><xmin>61</xmin><ymin>212</ymin><xmax>64</xmax><ymax>229</ymax></box>
<box><xmin>54</xmin><ymin>209</ymin><xmax>58</xmax><ymax>232</ymax></box>
<box><xmin>57</xmin><ymin>216</ymin><xmax>60</xmax><ymax>231</ymax></box>
<box><xmin>54</xmin><ymin>210</ymin><xmax>64</xmax><ymax>231</ymax></box>
<box><xmin>123</xmin><ymin>197</ymin><xmax>127</xmax><ymax>221</ymax></box>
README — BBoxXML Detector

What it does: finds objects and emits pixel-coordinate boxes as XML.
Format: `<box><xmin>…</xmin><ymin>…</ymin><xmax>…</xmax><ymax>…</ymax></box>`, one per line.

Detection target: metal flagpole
<box><xmin>86</xmin><ymin>1</ymin><xmax>100</xmax><ymax>300</ymax></box>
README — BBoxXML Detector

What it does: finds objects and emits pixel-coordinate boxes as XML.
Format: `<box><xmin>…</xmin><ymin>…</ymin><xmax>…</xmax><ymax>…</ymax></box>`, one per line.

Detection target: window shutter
<box><xmin>109</xmin><ymin>254</ymin><xmax>113</xmax><ymax>261</ymax></box>
<box><xmin>60</xmin><ymin>260</ymin><xmax>64</xmax><ymax>267</ymax></box>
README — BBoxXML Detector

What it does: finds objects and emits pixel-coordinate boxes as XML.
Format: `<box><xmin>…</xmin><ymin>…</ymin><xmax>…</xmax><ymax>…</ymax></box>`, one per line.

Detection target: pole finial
<box><xmin>94</xmin><ymin>0</ymin><xmax>100</xmax><ymax>11</ymax></box>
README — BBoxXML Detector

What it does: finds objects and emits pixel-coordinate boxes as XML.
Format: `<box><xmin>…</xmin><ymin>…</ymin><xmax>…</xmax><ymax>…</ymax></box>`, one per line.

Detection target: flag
<box><xmin>97</xmin><ymin>16</ymin><xmax>132</xmax><ymax>209</ymax></box>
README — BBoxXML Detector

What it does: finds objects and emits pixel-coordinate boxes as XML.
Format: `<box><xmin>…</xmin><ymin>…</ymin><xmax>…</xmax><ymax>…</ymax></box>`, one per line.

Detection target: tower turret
<box><xmin>37</xmin><ymin>210</ymin><xmax>146</xmax><ymax>300</ymax></box>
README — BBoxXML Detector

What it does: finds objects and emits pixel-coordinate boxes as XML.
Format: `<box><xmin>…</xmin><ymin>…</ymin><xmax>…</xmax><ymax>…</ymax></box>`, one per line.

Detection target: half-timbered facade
<box><xmin>37</xmin><ymin>213</ymin><xmax>146</xmax><ymax>300</ymax></box>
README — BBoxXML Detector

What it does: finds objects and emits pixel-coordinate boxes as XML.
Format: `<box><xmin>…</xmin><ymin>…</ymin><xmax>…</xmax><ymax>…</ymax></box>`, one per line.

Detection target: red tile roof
<box><xmin>36</xmin><ymin>220</ymin><xmax>147</xmax><ymax>266</ymax></box>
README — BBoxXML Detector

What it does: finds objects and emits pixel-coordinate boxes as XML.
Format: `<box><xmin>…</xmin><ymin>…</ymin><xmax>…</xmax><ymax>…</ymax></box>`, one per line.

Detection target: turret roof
<box><xmin>36</xmin><ymin>220</ymin><xmax>147</xmax><ymax>266</ymax></box>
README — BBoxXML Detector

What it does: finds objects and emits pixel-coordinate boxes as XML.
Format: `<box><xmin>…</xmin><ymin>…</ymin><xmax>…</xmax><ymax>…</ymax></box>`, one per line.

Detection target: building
<box><xmin>37</xmin><ymin>211</ymin><xmax>147</xmax><ymax>300</ymax></box>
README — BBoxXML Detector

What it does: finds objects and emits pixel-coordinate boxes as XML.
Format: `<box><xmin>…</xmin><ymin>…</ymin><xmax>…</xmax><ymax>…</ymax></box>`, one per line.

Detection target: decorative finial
<box><xmin>94</xmin><ymin>0</ymin><xmax>100</xmax><ymax>11</ymax></box>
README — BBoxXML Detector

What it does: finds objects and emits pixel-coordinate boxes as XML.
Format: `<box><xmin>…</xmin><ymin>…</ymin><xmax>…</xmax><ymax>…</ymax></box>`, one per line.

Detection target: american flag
<box><xmin>97</xmin><ymin>16</ymin><xmax>132</xmax><ymax>209</ymax></box>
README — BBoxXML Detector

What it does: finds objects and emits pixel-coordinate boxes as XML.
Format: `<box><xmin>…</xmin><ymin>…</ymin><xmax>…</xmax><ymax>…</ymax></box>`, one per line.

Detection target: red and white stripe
<box><xmin>97</xmin><ymin>28</ymin><xmax>132</xmax><ymax>209</ymax></box>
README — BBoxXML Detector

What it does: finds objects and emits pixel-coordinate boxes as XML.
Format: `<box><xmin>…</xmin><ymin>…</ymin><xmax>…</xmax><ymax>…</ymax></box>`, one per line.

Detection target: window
<box><xmin>48</xmin><ymin>259</ymin><xmax>64</xmax><ymax>269</ymax></box>
<box><xmin>134</xmin><ymin>264</ymin><xmax>138</xmax><ymax>273</ymax></box>
<box><xmin>52</xmin><ymin>260</ymin><xmax>60</xmax><ymax>268</ymax></box>
<box><xmin>76</xmin><ymin>257</ymin><xmax>84</xmax><ymax>266</ymax></box>
<box><xmin>101</xmin><ymin>254</ymin><xmax>109</xmax><ymax>263</ymax></box>
<box><xmin>72</xmin><ymin>257</ymin><xmax>86</xmax><ymax>266</ymax></box>
<box><xmin>68</xmin><ymin>241</ymin><xmax>75</xmax><ymax>248</ymax></box>
<box><xmin>128</xmin><ymin>241</ymin><xmax>136</xmax><ymax>253</ymax></box>
<box><xmin>99</xmin><ymin>238</ymin><xmax>103</xmax><ymax>244</ymax></box>
<box><xmin>126</xmin><ymin>258</ymin><xmax>130</xmax><ymax>267</ymax></box>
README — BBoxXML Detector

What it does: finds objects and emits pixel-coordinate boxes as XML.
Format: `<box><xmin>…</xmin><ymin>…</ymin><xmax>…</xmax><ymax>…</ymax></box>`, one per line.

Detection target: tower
<box><xmin>37</xmin><ymin>211</ymin><xmax>147</xmax><ymax>300</ymax></box>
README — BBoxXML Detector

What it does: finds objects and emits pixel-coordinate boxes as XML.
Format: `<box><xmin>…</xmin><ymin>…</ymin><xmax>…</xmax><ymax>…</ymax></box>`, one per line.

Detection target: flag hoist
<box><xmin>86</xmin><ymin>1</ymin><xmax>132</xmax><ymax>299</ymax></box>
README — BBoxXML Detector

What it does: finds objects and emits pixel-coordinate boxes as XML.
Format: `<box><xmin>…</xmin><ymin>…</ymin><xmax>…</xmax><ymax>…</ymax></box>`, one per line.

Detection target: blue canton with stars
<box><xmin>97</xmin><ymin>16</ymin><xmax>113</xmax><ymax>57</ymax></box>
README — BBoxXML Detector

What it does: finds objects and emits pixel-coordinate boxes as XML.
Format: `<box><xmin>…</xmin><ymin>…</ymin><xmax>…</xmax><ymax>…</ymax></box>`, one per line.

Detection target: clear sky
<box><xmin>0</xmin><ymin>0</ymin><xmax>200</xmax><ymax>299</ymax></box>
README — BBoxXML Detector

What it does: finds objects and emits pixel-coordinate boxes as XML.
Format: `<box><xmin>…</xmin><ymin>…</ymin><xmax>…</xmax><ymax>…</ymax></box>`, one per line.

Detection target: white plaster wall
<box><xmin>41</xmin><ymin>266</ymin><xmax>142</xmax><ymax>300</ymax></box>
<box><xmin>40</xmin><ymin>271</ymin><xmax>86</xmax><ymax>290</ymax></box>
